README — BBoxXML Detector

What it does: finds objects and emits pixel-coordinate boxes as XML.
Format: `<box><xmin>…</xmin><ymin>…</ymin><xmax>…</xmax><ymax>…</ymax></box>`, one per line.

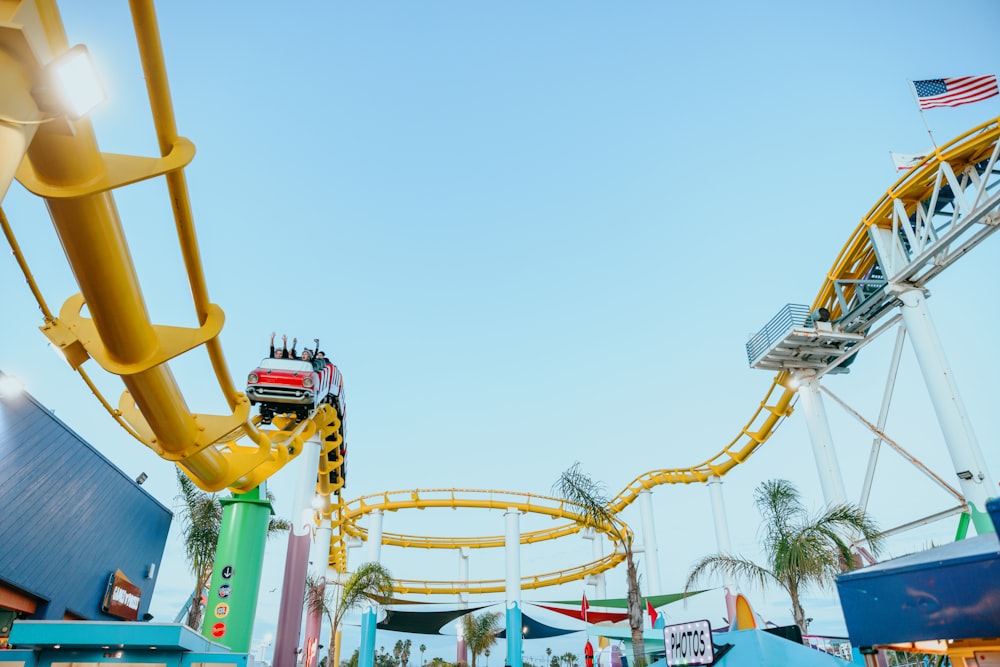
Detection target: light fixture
<box><xmin>33</xmin><ymin>44</ymin><xmax>106</xmax><ymax>120</ymax></box>
<box><xmin>957</xmin><ymin>470</ymin><xmax>974</xmax><ymax>480</ymax></box>
<box><xmin>135</xmin><ymin>472</ymin><xmax>148</xmax><ymax>485</ymax></box>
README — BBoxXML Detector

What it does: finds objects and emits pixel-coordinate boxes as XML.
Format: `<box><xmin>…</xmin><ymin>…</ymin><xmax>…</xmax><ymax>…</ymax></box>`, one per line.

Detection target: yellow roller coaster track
<box><xmin>332</xmin><ymin>489</ymin><xmax>629</xmax><ymax>595</ymax></box>
<box><xmin>5</xmin><ymin>0</ymin><xmax>1000</xmax><ymax>596</ymax></box>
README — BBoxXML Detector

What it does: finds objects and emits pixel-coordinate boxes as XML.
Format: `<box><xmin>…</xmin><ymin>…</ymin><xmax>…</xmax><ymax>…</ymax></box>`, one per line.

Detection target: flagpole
<box><xmin>909</xmin><ymin>79</ymin><xmax>939</xmax><ymax>149</ymax></box>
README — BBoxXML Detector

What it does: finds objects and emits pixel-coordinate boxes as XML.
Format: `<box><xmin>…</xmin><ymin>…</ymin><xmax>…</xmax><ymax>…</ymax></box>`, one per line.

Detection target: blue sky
<box><xmin>2</xmin><ymin>0</ymin><xmax>1000</xmax><ymax>661</ymax></box>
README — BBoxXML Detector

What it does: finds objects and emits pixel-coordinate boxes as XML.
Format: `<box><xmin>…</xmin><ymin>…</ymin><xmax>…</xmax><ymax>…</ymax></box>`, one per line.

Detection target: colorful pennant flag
<box><xmin>581</xmin><ymin>592</ymin><xmax>590</xmax><ymax>623</ymax></box>
<box><xmin>912</xmin><ymin>75</ymin><xmax>998</xmax><ymax>110</ymax></box>
<box><xmin>646</xmin><ymin>599</ymin><xmax>658</xmax><ymax>629</ymax></box>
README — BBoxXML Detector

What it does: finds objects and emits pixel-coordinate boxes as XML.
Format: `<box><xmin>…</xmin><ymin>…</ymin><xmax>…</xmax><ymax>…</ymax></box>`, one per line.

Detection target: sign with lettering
<box><xmin>663</xmin><ymin>619</ymin><xmax>714</xmax><ymax>666</ymax></box>
<box><xmin>101</xmin><ymin>569</ymin><xmax>142</xmax><ymax>621</ymax></box>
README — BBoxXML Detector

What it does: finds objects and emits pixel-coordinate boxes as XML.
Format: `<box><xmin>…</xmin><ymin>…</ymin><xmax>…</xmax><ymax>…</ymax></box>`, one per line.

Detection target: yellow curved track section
<box><xmin>335</xmin><ymin>489</ymin><xmax>628</xmax><ymax>595</ymax></box>
<box><xmin>607</xmin><ymin>114</ymin><xmax>1000</xmax><ymax>514</ymax></box>
<box><xmin>2</xmin><ymin>0</ymin><xmax>344</xmax><ymax>494</ymax></box>
<box><xmin>814</xmin><ymin>117</ymin><xmax>1000</xmax><ymax>320</ymax></box>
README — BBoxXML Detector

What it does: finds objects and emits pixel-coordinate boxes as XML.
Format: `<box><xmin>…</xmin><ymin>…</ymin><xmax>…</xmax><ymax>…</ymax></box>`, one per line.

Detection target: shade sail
<box><xmin>377</xmin><ymin>606</ymin><xmax>487</xmax><ymax>635</ymax></box>
<box><xmin>545</xmin><ymin>591</ymin><xmax>708</xmax><ymax>609</ymax></box>
<box><xmin>497</xmin><ymin>611</ymin><xmax>580</xmax><ymax>639</ymax></box>
<box><xmin>535</xmin><ymin>605</ymin><xmax>627</xmax><ymax>624</ymax></box>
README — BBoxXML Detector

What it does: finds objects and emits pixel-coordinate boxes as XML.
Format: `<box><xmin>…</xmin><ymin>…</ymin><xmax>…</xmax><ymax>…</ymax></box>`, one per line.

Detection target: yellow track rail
<box><xmin>607</xmin><ymin>114</ymin><xmax>1000</xmax><ymax>514</ymax></box>
<box><xmin>2</xmin><ymin>0</ymin><xmax>345</xmax><ymax>494</ymax></box>
<box><xmin>331</xmin><ymin>489</ymin><xmax>628</xmax><ymax>594</ymax></box>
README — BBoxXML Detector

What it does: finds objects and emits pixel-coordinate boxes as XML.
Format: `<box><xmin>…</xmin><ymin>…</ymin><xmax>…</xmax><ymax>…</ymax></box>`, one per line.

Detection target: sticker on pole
<box><xmin>221</xmin><ymin>565</ymin><xmax>234</xmax><ymax>579</ymax></box>
<box><xmin>218</xmin><ymin>584</ymin><xmax>231</xmax><ymax>599</ymax></box>
<box><xmin>211</xmin><ymin>622</ymin><xmax>226</xmax><ymax>638</ymax></box>
<box><xmin>664</xmin><ymin>619</ymin><xmax>714</xmax><ymax>666</ymax></box>
<box><xmin>215</xmin><ymin>603</ymin><xmax>230</xmax><ymax>618</ymax></box>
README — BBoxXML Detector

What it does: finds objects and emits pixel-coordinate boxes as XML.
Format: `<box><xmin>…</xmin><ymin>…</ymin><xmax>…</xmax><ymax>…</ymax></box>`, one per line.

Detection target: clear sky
<box><xmin>2</xmin><ymin>0</ymin><xmax>1000</xmax><ymax>661</ymax></box>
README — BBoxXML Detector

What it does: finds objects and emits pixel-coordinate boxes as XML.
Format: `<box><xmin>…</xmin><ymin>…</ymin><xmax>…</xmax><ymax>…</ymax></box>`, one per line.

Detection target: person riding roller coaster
<box><xmin>269</xmin><ymin>332</ymin><xmax>291</xmax><ymax>359</ymax></box>
<box><xmin>250</xmin><ymin>334</ymin><xmax>340</xmax><ymax>424</ymax></box>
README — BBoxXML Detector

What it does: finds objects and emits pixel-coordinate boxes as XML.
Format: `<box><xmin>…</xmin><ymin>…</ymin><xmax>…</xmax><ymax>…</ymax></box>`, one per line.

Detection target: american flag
<box><xmin>912</xmin><ymin>75</ymin><xmax>998</xmax><ymax>110</ymax></box>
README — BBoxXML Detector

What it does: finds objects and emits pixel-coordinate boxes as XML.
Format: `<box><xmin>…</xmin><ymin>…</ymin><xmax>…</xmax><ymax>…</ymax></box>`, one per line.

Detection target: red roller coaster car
<box><xmin>246</xmin><ymin>357</ymin><xmax>345</xmax><ymax>424</ymax></box>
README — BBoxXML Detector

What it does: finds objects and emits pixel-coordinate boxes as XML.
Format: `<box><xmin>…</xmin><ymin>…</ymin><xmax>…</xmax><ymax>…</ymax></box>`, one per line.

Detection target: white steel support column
<box><xmin>895</xmin><ymin>286</ymin><xmax>996</xmax><ymax>533</ymax></box>
<box><xmin>637</xmin><ymin>489</ymin><xmax>662</xmax><ymax>594</ymax></box>
<box><xmin>505</xmin><ymin>508</ymin><xmax>523</xmax><ymax>667</ymax></box>
<box><xmin>582</xmin><ymin>529</ymin><xmax>607</xmax><ymax>598</ymax></box>
<box><xmin>274</xmin><ymin>434</ymin><xmax>324</xmax><ymax>667</ymax></box>
<box><xmin>366</xmin><ymin>509</ymin><xmax>384</xmax><ymax>563</ymax></box>
<box><xmin>456</xmin><ymin>548</ymin><xmax>469</xmax><ymax>667</ymax></box>
<box><xmin>859</xmin><ymin>327</ymin><xmax>907</xmax><ymax>512</ymax></box>
<box><xmin>707</xmin><ymin>476</ymin><xmax>732</xmax><ymax>554</ymax></box>
<box><xmin>795</xmin><ymin>371</ymin><xmax>848</xmax><ymax>506</ymax></box>
<box><xmin>458</xmin><ymin>547</ymin><xmax>470</xmax><ymax>602</ymax></box>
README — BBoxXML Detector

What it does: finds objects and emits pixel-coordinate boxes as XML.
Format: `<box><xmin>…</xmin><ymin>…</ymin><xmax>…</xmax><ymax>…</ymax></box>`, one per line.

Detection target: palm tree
<box><xmin>401</xmin><ymin>639</ymin><xmax>412</xmax><ymax>667</ymax></box>
<box><xmin>393</xmin><ymin>641</ymin><xmax>403</xmax><ymax>666</ymax></box>
<box><xmin>419</xmin><ymin>644</ymin><xmax>426</xmax><ymax>666</ymax></box>
<box><xmin>307</xmin><ymin>561</ymin><xmax>395</xmax><ymax>667</ymax></box>
<box><xmin>483</xmin><ymin>648</ymin><xmax>490</xmax><ymax>667</ymax></box>
<box><xmin>175</xmin><ymin>469</ymin><xmax>291</xmax><ymax>629</ymax></box>
<box><xmin>684</xmin><ymin>478</ymin><xmax>883</xmax><ymax>636</ymax></box>
<box><xmin>555</xmin><ymin>463</ymin><xmax>646</xmax><ymax>667</ymax></box>
<box><xmin>462</xmin><ymin>610</ymin><xmax>502</xmax><ymax>667</ymax></box>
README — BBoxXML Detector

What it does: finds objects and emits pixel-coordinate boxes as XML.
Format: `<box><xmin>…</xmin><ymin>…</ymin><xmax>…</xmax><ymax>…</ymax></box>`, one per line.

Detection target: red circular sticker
<box><xmin>211</xmin><ymin>622</ymin><xmax>226</xmax><ymax>638</ymax></box>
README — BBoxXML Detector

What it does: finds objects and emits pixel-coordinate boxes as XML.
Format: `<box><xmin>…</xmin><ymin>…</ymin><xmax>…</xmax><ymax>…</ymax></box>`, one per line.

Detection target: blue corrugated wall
<box><xmin>0</xmin><ymin>383</ymin><xmax>172</xmax><ymax>621</ymax></box>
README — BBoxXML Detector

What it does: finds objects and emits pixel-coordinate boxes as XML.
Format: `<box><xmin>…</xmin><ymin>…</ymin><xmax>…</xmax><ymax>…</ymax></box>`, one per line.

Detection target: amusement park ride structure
<box><xmin>1</xmin><ymin>1</ymin><xmax>999</xmax><ymax>667</ymax></box>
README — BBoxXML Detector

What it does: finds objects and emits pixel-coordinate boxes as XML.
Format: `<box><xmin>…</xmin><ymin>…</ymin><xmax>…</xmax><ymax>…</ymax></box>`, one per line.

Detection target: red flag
<box><xmin>646</xmin><ymin>599</ymin><xmax>658</xmax><ymax>629</ymax></box>
<box><xmin>581</xmin><ymin>592</ymin><xmax>590</xmax><ymax>623</ymax></box>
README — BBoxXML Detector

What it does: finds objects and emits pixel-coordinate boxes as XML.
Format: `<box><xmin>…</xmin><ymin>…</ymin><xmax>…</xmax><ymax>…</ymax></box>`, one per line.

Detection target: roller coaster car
<box><xmin>246</xmin><ymin>357</ymin><xmax>344</xmax><ymax>424</ymax></box>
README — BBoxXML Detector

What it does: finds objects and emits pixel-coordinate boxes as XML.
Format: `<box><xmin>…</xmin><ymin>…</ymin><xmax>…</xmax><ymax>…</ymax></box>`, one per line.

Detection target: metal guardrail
<box><xmin>745</xmin><ymin>303</ymin><xmax>811</xmax><ymax>366</ymax></box>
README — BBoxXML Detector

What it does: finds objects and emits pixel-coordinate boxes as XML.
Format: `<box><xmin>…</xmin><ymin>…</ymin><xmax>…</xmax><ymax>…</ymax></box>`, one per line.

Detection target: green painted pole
<box><xmin>201</xmin><ymin>483</ymin><xmax>274</xmax><ymax>652</ymax></box>
<box><xmin>955</xmin><ymin>511</ymin><xmax>971</xmax><ymax>541</ymax></box>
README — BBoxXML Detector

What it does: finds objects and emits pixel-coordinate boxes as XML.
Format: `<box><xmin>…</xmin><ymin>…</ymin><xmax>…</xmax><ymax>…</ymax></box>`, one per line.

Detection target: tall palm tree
<box><xmin>419</xmin><ymin>644</ymin><xmax>426</xmax><ymax>666</ymax></box>
<box><xmin>175</xmin><ymin>469</ymin><xmax>291</xmax><ymax>629</ymax></box>
<box><xmin>684</xmin><ymin>478</ymin><xmax>883</xmax><ymax>636</ymax></box>
<box><xmin>307</xmin><ymin>561</ymin><xmax>395</xmax><ymax>667</ymax></box>
<box><xmin>401</xmin><ymin>639</ymin><xmax>412</xmax><ymax>667</ymax></box>
<box><xmin>461</xmin><ymin>610</ymin><xmax>502</xmax><ymax>667</ymax></box>
<box><xmin>555</xmin><ymin>463</ymin><xmax>646</xmax><ymax>667</ymax></box>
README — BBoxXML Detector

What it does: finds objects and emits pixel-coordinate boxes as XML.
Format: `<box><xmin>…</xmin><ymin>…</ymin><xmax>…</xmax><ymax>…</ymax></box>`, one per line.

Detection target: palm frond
<box><xmin>684</xmin><ymin>553</ymin><xmax>776</xmax><ymax>593</ymax></box>
<box><xmin>553</xmin><ymin>462</ymin><xmax>621</xmax><ymax>539</ymax></box>
<box><xmin>335</xmin><ymin>561</ymin><xmax>394</xmax><ymax>627</ymax></box>
<box><xmin>754</xmin><ymin>479</ymin><xmax>804</xmax><ymax>558</ymax></box>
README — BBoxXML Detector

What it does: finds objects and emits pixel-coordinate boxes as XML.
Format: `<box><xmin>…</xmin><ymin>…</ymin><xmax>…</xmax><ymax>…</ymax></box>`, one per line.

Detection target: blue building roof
<box><xmin>836</xmin><ymin>498</ymin><xmax>1000</xmax><ymax>647</ymax></box>
<box><xmin>0</xmin><ymin>379</ymin><xmax>172</xmax><ymax>621</ymax></box>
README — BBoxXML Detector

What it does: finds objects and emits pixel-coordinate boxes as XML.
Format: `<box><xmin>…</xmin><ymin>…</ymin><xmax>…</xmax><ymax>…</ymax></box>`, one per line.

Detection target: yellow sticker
<box><xmin>215</xmin><ymin>603</ymin><xmax>230</xmax><ymax>618</ymax></box>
